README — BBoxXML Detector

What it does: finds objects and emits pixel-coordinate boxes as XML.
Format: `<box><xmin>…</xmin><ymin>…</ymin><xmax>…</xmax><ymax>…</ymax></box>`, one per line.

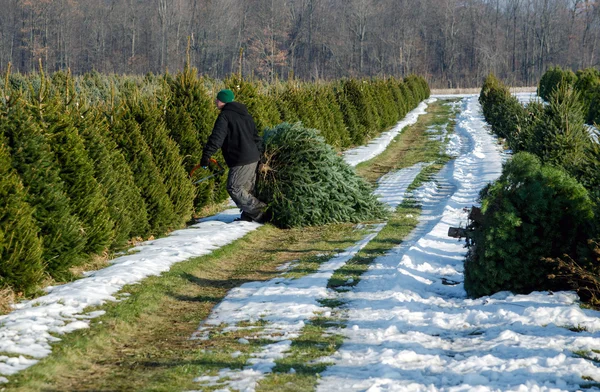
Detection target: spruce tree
<box><xmin>130</xmin><ymin>98</ymin><xmax>194</xmax><ymax>226</ymax></box>
<box><xmin>539</xmin><ymin>66</ymin><xmax>577</xmax><ymax>102</ymax></box>
<box><xmin>530</xmin><ymin>85</ymin><xmax>592</xmax><ymax>177</ymax></box>
<box><xmin>464</xmin><ymin>152</ymin><xmax>594</xmax><ymax>297</ymax></box>
<box><xmin>74</xmin><ymin>104</ymin><xmax>150</xmax><ymax>245</ymax></box>
<box><xmin>319</xmin><ymin>84</ymin><xmax>351</xmax><ymax>148</ymax></box>
<box><xmin>335</xmin><ymin>81</ymin><xmax>365</xmax><ymax>145</ymax></box>
<box><xmin>387</xmin><ymin>77</ymin><xmax>407</xmax><ymax>119</ymax></box>
<box><xmin>35</xmin><ymin>86</ymin><xmax>115</xmax><ymax>256</ymax></box>
<box><xmin>275</xmin><ymin>82</ymin><xmax>301</xmax><ymax>123</ymax></box>
<box><xmin>165</xmin><ymin>66</ymin><xmax>217</xmax><ymax>171</ymax></box>
<box><xmin>165</xmin><ymin>65</ymin><xmax>229</xmax><ymax>211</ymax></box>
<box><xmin>399</xmin><ymin>82</ymin><xmax>416</xmax><ymax>111</ymax></box>
<box><xmin>344</xmin><ymin>79</ymin><xmax>378</xmax><ymax>139</ymax></box>
<box><xmin>109</xmin><ymin>107</ymin><xmax>178</xmax><ymax>235</ymax></box>
<box><xmin>1</xmin><ymin>96</ymin><xmax>86</xmax><ymax>279</ymax></box>
<box><xmin>0</xmin><ymin>136</ymin><xmax>45</xmax><ymax>294</ymax></box>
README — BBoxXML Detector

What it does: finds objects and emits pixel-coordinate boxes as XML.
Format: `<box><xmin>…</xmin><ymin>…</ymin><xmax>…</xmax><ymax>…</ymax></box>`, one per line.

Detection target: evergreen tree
<box><xmin>574</xmin><ymin>68</ymin><xmax>600</xmax><ymax>120</ymax></box>
<box><xmin>165</xmin><ymin>65</ymin><xmax>228</xmax><ymax>211</ymax></box>
<box><xmin>399</xmin><ymin>82</ymin><xmax>416</xmax><ymax>113</ymax></box>
<box><xmin>343</xmin><ymin>79</ymin><xmax>378</xmax><ymax>139</ymax></box>
<box><xmin>387</xmin><ymin>77</ymin><xmax>407</xmax><ymax>119</ymax></box>
<box><xmin>1</xmin><ymin>96</ymin><xmax>86</xmax><ymax>279</ymax></box>
<box><xmin>165</xmin><ymin>66</ymin><xmax>217</xmax><ymax>171</ymax></box>
<box><xmin>74</xmin><ymin>104</ymin><xmax>150</xmax><ymax>245</ymax></box>
<box><xmin>130</xmin><ymin>97</ymin><xmax>194</xmax><ymax>226</ymax></box>
<box><xmin>538</xmin><ymin>66</ymin><xmax>577</xmax><ymax>101</ymax></box>
<box><xmin>530</xmin><ymin>85</ymin><xmax>592</xmax><ymax>177</ymax></box>
<box><xmin>224</xmin><ymin>74</ymin><xmax>280</xmax><ymax>132</ymax></box>
<box><xmin>256</xmin><ymin>122</ymin><xmax>388</xmax><ymax>228</ymax></box>
<box><xmin>109</xmin><ymin>107</ymin><xmax>178</xmax><ymax>235</ymax></box>
<box><xmin>335</xmin><ymin>82</ymin><xmax>364</xmax><ymax>146</ymax></box>
<box><xmin>319</xmin><ymin>83</ymin><xmax>351</xmax><ymax>148</ymax></box>
<box><xmin>0</xmin><ymin>136</ymin><xmax>45</xmax><ymax>294</ymax></box>
<box><xmin>37</xmin><ymin>91</ymin><xmax>115</xmax><ymax>255</ymax></box>
<box><xmin>464</xmin><ymin>152</ymin><xmax>594</xmax><ymax>297</ymax></box>
<box><xmin>275</xmin><ymin>82</ymin><xmax>301</xmax><ymax>123</ymax></box>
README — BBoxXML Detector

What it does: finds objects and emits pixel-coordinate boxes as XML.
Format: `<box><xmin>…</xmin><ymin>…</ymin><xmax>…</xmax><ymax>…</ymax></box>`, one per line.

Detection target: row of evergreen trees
<box><xmin>466</xmin><ymin>74</ymin><xmax>599</xmax><ymax>305</ymax></box>
<box><xmin>0</xmin><ymin>66</ymin><xmax>429</xmax><ymax>296</ymax></box>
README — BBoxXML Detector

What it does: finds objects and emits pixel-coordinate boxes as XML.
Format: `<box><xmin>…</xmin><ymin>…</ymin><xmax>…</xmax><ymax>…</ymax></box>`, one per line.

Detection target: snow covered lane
<box><xmin>317</xmin><ymin>96</ymin><xmax>600</xmax><ymax>392</ymax></box>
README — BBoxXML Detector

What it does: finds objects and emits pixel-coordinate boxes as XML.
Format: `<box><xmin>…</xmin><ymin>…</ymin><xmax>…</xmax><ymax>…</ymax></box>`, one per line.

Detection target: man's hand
<box><xmin>200</xmin><ymin>156</ymin><xmax>210</xmax><ymax>168</ymax></box>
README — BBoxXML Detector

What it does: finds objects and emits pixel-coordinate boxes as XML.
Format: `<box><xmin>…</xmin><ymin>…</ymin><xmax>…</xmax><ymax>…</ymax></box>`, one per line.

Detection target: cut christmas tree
<box><xmin>256</xmin><ymin>122</ymin><xmax>387</xmax><ymax>228</ymax></box>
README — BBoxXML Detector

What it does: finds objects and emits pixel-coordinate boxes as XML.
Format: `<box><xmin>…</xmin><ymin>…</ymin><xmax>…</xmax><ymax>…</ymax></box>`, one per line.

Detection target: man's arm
<box><xmin>200</xmin><ymin>113</ymin><xmax>228</xmax><ymax>166</ymax></box>
<box><xmin>254</xmin><ymin>123</ymin><xmax>264</xmax><ymax>157</ymax></box>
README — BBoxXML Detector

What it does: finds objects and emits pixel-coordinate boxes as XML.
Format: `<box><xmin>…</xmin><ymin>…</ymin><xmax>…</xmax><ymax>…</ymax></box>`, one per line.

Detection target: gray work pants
<box><xmin>227</xmin><ymin>162</ymin><xmax>266</xmax><ymax>220</ymax></box>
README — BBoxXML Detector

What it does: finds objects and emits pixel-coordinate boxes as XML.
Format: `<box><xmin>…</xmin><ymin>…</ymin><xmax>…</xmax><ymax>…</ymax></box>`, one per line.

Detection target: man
<box><xmin>199</xmin><ymin>89</ymin><xmax>267</xmax><ymax>223</ymax></box>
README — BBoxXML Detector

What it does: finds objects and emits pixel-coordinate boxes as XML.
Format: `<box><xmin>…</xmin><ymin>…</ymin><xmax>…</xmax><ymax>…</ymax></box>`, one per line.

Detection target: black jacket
<box><xmin>201</xmin><ymin>102</ymin><xmax>263</xmax><ymax>168</ymax></box>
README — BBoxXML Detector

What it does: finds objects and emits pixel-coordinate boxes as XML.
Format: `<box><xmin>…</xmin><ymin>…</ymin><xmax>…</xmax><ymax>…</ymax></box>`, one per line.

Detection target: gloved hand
<box><xmin>200</xmin><ymin>156</ymin><xmax>210</xmax><ymax>168</ymax></box>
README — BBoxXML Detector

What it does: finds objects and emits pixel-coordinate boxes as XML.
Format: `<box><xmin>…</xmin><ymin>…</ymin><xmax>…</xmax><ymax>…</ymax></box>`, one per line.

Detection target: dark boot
<box><xmin>234</xmin><ymin>211</ymin><xmax>253</xmax><ymax>222</ymax></box>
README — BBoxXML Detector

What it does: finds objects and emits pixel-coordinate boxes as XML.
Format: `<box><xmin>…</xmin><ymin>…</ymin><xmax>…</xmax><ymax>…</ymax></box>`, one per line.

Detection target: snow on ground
<box><xmin>0</xmin><ymin>96</ymin><xmax>434</xmax><ymax>381</ymax></box>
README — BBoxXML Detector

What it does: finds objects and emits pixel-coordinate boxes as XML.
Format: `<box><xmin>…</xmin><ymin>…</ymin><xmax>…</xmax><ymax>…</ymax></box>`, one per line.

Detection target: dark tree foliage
<box><xmin>109</xmin><ymin>107</ymin><xmax>178</xmax><ymax>235</ymax></box>
<box><xmin>41</xmin><ymin>97</ymin><xmax>115</xmax><ymax>255</ymax></box>
<box><xmin>1</xmin><ymin>97</ymin><xmax>86</xmax><ymax>278</ymax></box>
<box><xmin>75</xmin><ymin>105</ymin><xmax>150</xmax><ymax>245</ymax></box>
<box><xmin>130</xmin><ymin>98</ymin><xmax>195</xmax><ymax>226</ymax></box>
<box><xmin>464</xmin><ymin>153</ymin><xmax>594</xmax><ymax>298</ymax></box>
<box><xmin>0</xmin><ymin>136</ymin><xmax>45</xmax><ymax>294</ymax></box>
<box><xmin>538</xmin><ymin>66</ymin><xmax>577</xmax><ymax>102</ymax></box>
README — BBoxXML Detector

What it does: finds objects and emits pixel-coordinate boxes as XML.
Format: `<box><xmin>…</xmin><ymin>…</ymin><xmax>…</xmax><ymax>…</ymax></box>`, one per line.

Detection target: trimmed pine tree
<box><xmin>130</xmin><ymin>98</ymin><xmax>195</xmax><ymax>226</ymax></box>
<box><xmin>530</xmin><ymin>84</ymin><xmax>592</xmax><ymax>177</ymax></box>
<box><xmin>0</xmin><ymin>136</ymin><xmax>45</xmax><ymax>295</ymax></box>
<box><xmin>165</xmin><ymin>66</ymin><xmax>217</xmax><ymax>171</ymax></box>
<box><xmin>343</xmin><ymin>79</ymin><xmax>378</xmax><ymax>139</ymax></box>
<box><xmin>165</xmin><ymin>65</ymin><xmax>228</xmax><ymax>211</ymax></box>
<box><xmin>335</xmin><ymin>82</ymin><xmax>365</xmax><ymax>145</ymax></box>
<box><xmin>73</xmin><ymin>104</ymin><xmax>150</xmax><ymax>245</ymax></box>
<box><xmin>464</xmin><ymin>152</ymin><xmax>594</xmax><ymax>297</ymax></box>
<box><xmin>109</xmin><ymin>108</ymin><xmax>178</xmax><ymax>235</ymax></box>
<box><xmin>319</xmin><ymin>84</ymin><xmax>351</xmax><ymax>148</ymax></box>
<box><xmin>40</xmin><ymin>94</ymin><xmax>115</xmax><ymax>255</ymax></box>
<box><xmin>1</xmin><ymin>96</ymin><xmax>86</xmax><ymax>279</ymax></box>
<box><xmin>256</xmin><ymin>122</ymin><xmax>388</xmax><ymax>228</ymax></box>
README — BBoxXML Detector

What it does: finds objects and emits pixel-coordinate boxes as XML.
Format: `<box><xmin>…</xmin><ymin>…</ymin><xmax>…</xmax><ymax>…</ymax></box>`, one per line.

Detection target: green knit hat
<box><xmin>216</xmin><ymin>89</ymin><xmax>235</xmax><ymax>103</ymax></box>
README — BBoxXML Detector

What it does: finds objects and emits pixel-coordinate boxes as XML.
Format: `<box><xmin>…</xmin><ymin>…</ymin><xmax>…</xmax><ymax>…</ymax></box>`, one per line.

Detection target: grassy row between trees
<box><xmin>0</xmin><ymin>65</ymin><xmax>429</xmax><ymax>297</ymax></box>
<box><xmin>465</xmin><ymin>74</ymin><xmax>600</xmax><ymax>305</ymax></box>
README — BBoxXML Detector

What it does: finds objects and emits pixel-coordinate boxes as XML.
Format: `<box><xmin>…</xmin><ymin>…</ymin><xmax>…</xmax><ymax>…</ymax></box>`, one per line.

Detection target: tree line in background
<box><xmin>0</xmin><ymin>66</ymin><xmax>429</xmax><ymax>296</ymax></box>
<box><xmin>465</xmin><ymin>71</ymin><xmax>600</xmax><ymax>305</ymax></box>
<box><xmin>0</xmin><ymin>0</ymin><xmax>598</xmax><ymax>87</ymax></box>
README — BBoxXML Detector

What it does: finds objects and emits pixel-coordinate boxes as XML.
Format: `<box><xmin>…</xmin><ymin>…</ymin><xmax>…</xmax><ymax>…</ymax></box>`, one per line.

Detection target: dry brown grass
<box><xmin>0</xmin><ymin>286</ymin><xmax>17</xmax><ymax>315</ymax></box>
<box><xmin>68</xmin><ymin>252</ymin><xmax>112</xmax><ymax>278</ymax></box>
